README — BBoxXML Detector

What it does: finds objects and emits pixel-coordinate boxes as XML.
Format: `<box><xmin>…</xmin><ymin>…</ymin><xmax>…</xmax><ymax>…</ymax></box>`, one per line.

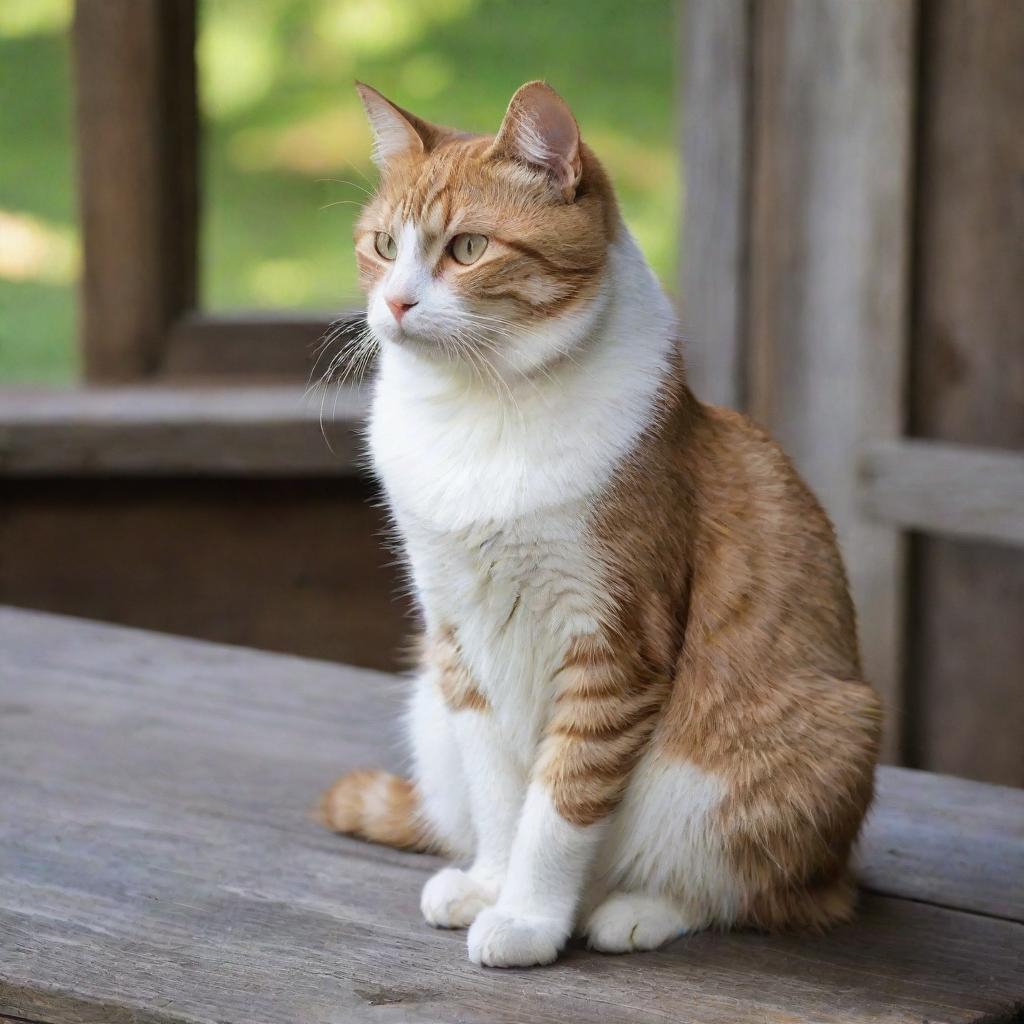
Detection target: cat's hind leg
<box><xmin>581</xmin><ymin>891</ymin><xmax>694</xmax><ymax>953</ymax></box>
<box><xmin>579</xmin><ymin>752</ymin><xmax>741</xmax><ymax>950</ymax></box>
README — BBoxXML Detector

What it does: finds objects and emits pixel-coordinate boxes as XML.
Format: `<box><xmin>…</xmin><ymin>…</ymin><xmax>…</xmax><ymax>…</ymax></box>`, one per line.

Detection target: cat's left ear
<box><xmin>488</xmin><ymin>81</ymin><xmax>583</xmax><ymax>202</ymax></box>
<box><xmin>355</xmin><ymin>82</ymin><xmax>444</xmax><ymax>168</ymax></box>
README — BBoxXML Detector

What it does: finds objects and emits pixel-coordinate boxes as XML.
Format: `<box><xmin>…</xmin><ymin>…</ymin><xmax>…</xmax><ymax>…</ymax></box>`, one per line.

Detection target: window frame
<box><xmin>72</xmin><ymin>0</ymin><xmax>353</xmax><ymax>383</ymax></box>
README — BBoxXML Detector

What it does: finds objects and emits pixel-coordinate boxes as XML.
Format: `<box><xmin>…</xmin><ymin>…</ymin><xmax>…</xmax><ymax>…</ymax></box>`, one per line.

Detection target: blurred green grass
<box><xmin>0</xmin><ymin>0</ymin><xmax>679</xmax><ymax>384</ymax></box>
<box><xmin>0</xmin><ymin>2</ymin><xmax>79</xmax><ymax>383</ymax></box>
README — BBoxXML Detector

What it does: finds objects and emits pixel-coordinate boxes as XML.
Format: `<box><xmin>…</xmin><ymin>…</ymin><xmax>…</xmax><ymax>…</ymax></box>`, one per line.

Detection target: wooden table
<box><xmin>1</xmin><ymin>607</ymin><xmax>1022</xmax><ymax>1024</ymax></box>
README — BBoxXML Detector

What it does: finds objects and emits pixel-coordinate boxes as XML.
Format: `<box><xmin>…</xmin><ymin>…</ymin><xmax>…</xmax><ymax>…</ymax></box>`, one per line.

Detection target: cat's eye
<box><xmin>449</xmin><ymin>233</ymin><xmax>488</xmax><ymax>266</ymax></box>
<box><xmin>374</xmin><ymin>232</ymin><xmax>397</xmax><ymax>260</ymax></box>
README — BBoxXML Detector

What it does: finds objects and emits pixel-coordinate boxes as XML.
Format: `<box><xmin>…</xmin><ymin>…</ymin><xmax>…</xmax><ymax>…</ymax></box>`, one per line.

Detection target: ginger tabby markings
<box><xmin>320</xmin><ymin>81</ymin><xmax>882</xmax><ymax>968</ymax></box>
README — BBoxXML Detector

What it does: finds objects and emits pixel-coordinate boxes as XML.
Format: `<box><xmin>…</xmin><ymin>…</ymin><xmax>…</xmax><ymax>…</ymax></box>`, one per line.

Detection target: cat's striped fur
<box><xmin>321</xmin><ymin>81</ymin><xmax>882</xmax><ymax>967</ymax></box>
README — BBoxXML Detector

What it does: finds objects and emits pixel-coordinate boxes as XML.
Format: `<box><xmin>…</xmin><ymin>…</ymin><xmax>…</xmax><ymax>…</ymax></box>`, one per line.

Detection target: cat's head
<box><xmin>354</xmin><ymin>81</ymin><xmax>619</xmax><ymax>377</ymax></box>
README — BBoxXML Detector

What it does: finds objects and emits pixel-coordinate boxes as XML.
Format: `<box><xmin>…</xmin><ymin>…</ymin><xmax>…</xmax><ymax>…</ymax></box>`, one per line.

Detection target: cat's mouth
<box><xmin>381</xmin><ymin>320</ymin><xmax>430</xmax><ymax>347</ymax></box>
<box><xmin>375</xmin><ymin>314</ymin><xmax>469</xmax><ymax>353</ymax></box>
<box><xmin>375</xmin><ymin>320</ymin><xmax>453</xmax><ymax>359</ymax></box>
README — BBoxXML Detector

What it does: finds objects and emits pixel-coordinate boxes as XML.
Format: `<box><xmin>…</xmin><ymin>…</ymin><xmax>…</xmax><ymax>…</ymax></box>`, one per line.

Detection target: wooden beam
<box><xmin>860</xmin><ymin>440</ymin><xmax>1024</xmax><ymax>548</ymax></box>
<box><xmin>161</xmin><ymin>312</ymin><xmax>363</xmax><ymax>381</ymax></box>
<box><xmin>73</xmin><ymin>0</ymin><xmax>198</xmax><ymax>381</ymax></box>
<box><xmin>0</xmin><ymin>482</ymin><xmax>407</xmax><ymax>671</ymax></box>
<box><xmin>858</xmin><ymin>765</ymin><xmax>1024</xmax><ymax>921</ymax></box>
<box><xmin>0</xmin><ymin>386</ymin><xmax>366</xmax><ymax>476</ymax></box>
<box><xmin>679</xmin><ymin>0</ymin><xmax>752</xmax><ymax>410</ymax></box>
<box><xmin>746</xmin><ymin>0</ymin><xmax>917</xmax><ymax>762</ymax></box>
<box><xmin>907</xmin><ymin>0</ymin><xmax>1024</xmax><ymax>787</ymax></box>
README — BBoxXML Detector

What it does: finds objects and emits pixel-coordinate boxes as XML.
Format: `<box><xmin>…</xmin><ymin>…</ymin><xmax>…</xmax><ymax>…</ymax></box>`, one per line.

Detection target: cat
<box><xmin>321</xmin><ymin>80</ymin><xmax>882</xmax><ymax>968</ymax></box>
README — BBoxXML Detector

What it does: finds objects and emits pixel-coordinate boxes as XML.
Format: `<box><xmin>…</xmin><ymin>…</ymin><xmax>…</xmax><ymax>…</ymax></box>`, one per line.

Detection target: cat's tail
<box><xmin>319</xmin><ymin>770</ymin><xmax>440</xmax><ymax>853</ymax></box>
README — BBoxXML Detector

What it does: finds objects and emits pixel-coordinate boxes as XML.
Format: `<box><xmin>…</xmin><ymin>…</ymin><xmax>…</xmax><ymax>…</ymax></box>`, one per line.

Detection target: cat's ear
<box><xmin>488</xmin><ymin>81</ymin><xmax>583</xmax><ymax>202</ymax></box>
<box><xmin>355</xmin><ymin>82</ymin><xmax>442</xmax><ymax>168</ymax></box>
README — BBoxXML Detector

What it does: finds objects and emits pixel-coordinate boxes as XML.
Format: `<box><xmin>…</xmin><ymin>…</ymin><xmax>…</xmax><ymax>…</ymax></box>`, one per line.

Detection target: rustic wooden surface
<box><xmin>0</xmin><ymin>386</ymin><xmax>365</xmax><ymax>475</ymax></box>
<box><xmin>679</xmin><ymin>0</ymin><xmax>751</xmax><ymax>410</ymax></box>
<box><xmin>161</xmin><ymin>314</ymin><xmax>359</xmax><ymax>381</ymax></box>
<box><xmin>860</xmin><ymin>439</ymin><xmax>1024</xmax><ymax>548</ymax></box>
<box><xmin>908</xmin><ymin>0</ymin><xmax>1024</xmax><ymax>789</ymax></box>
<box><xmin>1</xmin><ymin>608</ymin><xmax>1021</xmax><ymax>1024</ymax></box>
<box><xmin>73</xmin><ymin>0</ymin><xmax>197</xmax><ymax>381</ymax></box>
<box><xmin>0</xmin><ymin>478</ymin><xmax>408</xmax><ymax>672</ymax></box>
<box><xmin>697</xmin><ymin>0</ymin><xmax>917</xmax><ymax>763</ymax></box>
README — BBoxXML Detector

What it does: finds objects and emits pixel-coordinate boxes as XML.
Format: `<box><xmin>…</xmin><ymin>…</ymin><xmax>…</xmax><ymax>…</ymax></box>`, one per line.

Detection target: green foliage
<box><xmin>0</xmin><ymin>0</ymin><xmax>678</xmax><ymax>383</ymax></box>
<box><xmin>0</xmin><ymin>3</ymin><xmax>79</xmax><ymax>382</ymax></box>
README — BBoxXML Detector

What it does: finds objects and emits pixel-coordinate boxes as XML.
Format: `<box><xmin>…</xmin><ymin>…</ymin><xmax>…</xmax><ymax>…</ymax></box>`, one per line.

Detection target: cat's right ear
<box><xmin>488</xmin><ymin>81</ymin><xmax>583</xmax><ymax>202</ymax></box>
<box><xmin>355</xmin><ymin>82</ymin><xmax>440</xmax><ymax>168</ymax></box>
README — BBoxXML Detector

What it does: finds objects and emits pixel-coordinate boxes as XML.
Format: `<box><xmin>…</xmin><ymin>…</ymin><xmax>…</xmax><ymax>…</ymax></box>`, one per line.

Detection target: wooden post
<box><xmin>73</xmin><ymin>0</ymin><xmax>198</xmax><ymax>381</ymax></box>
<box><xmin>680</xmin><ymin>0</ymin><xmax>752</xmax><ymax>410</ymax></box>
<box><xmin>743</xmin><ymin>0</ymin><xmax>917</xmax><ymax>761</ymax></box>
<box><xmin>909</xmin><ymin>0</ymin><xmax>1024</xmax><ymax>786</ymax></box>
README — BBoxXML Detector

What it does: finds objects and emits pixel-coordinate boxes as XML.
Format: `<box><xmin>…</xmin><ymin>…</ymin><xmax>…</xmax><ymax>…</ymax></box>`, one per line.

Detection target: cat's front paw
<box><xmin>421</xmin><ymin>868</ymin><xmax>499</xmax><ymax>929</ymax></box>
<box><xmin>467</xmin><ymin>906</ymin><xmax>566</xmax><ymax>968</ymax></box>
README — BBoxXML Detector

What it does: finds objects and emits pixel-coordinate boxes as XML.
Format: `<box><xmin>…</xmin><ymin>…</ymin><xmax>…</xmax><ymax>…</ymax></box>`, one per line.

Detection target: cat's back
<box><xmin>686</xmin><ymin>399</ymin><xmax>864</xmax><ymax>681</ymax></box>
<box><xmin>593</xmin><ymin>384</ymin><xmax>862</xmax><ymax>681</ymax></box>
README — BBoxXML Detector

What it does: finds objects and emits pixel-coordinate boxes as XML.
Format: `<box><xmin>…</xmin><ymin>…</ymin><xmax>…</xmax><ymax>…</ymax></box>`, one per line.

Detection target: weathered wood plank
<box><xmin>859</xmin><ymin>766</ymin><xmax>1024</xmax><ymax>921</ymax></box>
<box><xmin>908</xmin><ymin>0</ymin><xmax>1024</xmax><ymax>788</ymax></box>
<box><xmin>160</xmin><ymin>313</ymin><xmax>362</xmax><ymax>381</ymax></box>
<box><xmin>680</xmin><ymin>0</ymin><xmax>751</xmax><ymax>409</ymax></box>
<box><xmin>73</xmin><ymin>0</ymin><xmax>197</xmax><ymax>381</ymax></box>
<box><xmin>860</xmin><ymin>439</ymin><xmax>1024</xmax><ymax>548</ymax></box>
<box><xmin>1</xmin><ymin>608</ymin><xmax>1022</xmax><ymax>1024</ymax></box>
<box><xmin>0</xmin><ymin>386</ymin><xmax>365</xmax><ymax>475</ymax></box>
<box><xmin>746</xmin><ymin>0</ymin><xmax>916</xmax><ymax>762</ymax></box>
<box><xmin>0</xmin><ymin>478</ymin><xmax>408</xmax><ymax>671</ymax></box>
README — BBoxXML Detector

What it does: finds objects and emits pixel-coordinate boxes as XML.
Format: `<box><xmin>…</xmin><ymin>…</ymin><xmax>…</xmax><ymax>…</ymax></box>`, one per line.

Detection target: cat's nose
<box><xmin>386</xmin><ymin>297</ymin><xmax>418</xmax><ymax>323</ymax></box>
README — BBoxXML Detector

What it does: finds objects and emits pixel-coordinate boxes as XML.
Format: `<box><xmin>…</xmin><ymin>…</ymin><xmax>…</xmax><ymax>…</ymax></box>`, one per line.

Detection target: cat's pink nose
<box><xmin>386</xmin><ymin>297</ymin><xmax>418</xmax><ymax>323</ymax></box>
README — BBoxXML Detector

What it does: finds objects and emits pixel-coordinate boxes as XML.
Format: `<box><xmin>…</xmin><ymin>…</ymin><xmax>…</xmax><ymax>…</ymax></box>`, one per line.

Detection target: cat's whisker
<box><xmin>319</xmin><ymin>199</ymin><xmax>365</xmax><ymax>211</ymax></box>
<box><xmin>316</xmin><ymin>176</ymin><xmax>375</xmax><ymax>197</ymax></box>
<box><xmin>306</xmin><ymin>325</ymin><xmax>349</xmax><ymax>393</ymax></box>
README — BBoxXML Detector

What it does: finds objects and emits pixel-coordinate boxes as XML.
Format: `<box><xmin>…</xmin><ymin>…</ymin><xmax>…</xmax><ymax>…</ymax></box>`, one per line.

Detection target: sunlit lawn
<box><xmin>0</xmin><ymin>0</ymin><xmax>679</xmax><ymax>384</ymax></box>
<box><xmin>0</xmin><ymin>2</ymin><xmax>78</xmax><ymax>383</ymax></box>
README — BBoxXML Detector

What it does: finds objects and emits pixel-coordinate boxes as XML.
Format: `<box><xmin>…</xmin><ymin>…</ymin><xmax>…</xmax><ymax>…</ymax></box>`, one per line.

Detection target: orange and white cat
<box><xmin>322</xmin><ymin>81</ymin><xmax>882</xmax><ymax>968</ymax></box>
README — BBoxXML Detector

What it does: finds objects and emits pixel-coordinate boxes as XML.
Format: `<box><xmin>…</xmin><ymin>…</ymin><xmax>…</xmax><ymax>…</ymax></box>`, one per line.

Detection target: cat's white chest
<box><xmin>367</xmin><ymin>232</ymin><xmax>675</xmax><ymax>756</ymax></box>
<box><xmin>396</xmin><ymin>505</ymin><xmax>603</xmax><ymax>761</ymax></box>
<box><xmin>368</xmin><ymin>341</ymin><xmax>613</xmax><ymax>758</ymax></box>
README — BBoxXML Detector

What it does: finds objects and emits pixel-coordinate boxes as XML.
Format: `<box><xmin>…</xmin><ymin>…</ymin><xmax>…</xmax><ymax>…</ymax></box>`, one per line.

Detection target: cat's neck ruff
<box><xmin>369</xmin><ymin>231</ymin><xmax>677</xmax><ymax>530</ymax></box>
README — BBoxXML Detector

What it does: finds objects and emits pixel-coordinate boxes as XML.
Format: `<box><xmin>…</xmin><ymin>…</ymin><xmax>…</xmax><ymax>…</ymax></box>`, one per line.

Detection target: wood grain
<box><xmin>0</xmin><ymin>478</ymin><xmax>409</xmax><ymax>671</ymax></box>
<box><xmin>73</xmin><ymin>0</ymin><xmax>197</xmax><ymax>382</ymax></box>
<box><xmin>0</xmin><ymin>386</ymin><xmax>365</xmax><ymax>475</ymax></box>
<box><xmin>860</xmin><ymin>439</ymin><xmax>1024</xmax><ymax>548</ymax></box>
<box><xmin>679</xmin><ymin>0</ymin><xmax>751</xmax><ymax>410</ymax></box>
<box><xmin>908</xmin><ymin>0</ymin><xmax>1024</xmax><ymax>788</ymax></box>
<box><xmin>746</xmin><ymin>0</ymin><xmax>916</xmax><ymax>762</ymax></box>
<box><xmin>161</xmin><ymin>313</ymin><xmax>364</xmax><ymax>381</ymax></box>
<box><xmin>859</xmin><ymin>766</ymin><xmax>1024</xmax><ymax>920</ymax></box>
<box><xmin>1</xmin><ymin>607</ymin><xmax>1021</xmax><ymax>1024</ymax></box>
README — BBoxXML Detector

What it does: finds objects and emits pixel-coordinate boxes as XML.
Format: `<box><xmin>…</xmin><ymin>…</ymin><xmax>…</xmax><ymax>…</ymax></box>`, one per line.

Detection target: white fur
<box><xmin>370</xmin><ymin>233</ymin><xmax>675</xmax><ymax>527</ymax></box>
<box><xmin>421</xmin><ymin>867</ymin><xmax>499</xmax><ymax>929</ymax></box>
<box><xmin>468</xmin><ymin>784</ymin><xmax>602</xmax><ymax>966</ymax></box>
<box><xmin>376</xmin><ymin>222</ymin><xmax>432</xmax><ymax>312</ymax></box>
<box><xmin>591</xmin><ymin>754</ymin><xmax>741</xmax><ymax>929</ymax></box>
<box><xmin>582</xmin><ymin>892</ymin><xmax>689</xmax><ymax>953</ymax></box>
<box><xmin>406</xmin><ymin>667</ymin><xmax>473</xmax><ymax>858</ymax></box>
<box><xmin>371</xmin><ymin>227</ymin><xmax>734</xmax><ymax>966</ymax></box>
<box><xmin>511</xmin><ymin>111</ymin><xmax>555</xmax><ymax>167</ymax></box>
